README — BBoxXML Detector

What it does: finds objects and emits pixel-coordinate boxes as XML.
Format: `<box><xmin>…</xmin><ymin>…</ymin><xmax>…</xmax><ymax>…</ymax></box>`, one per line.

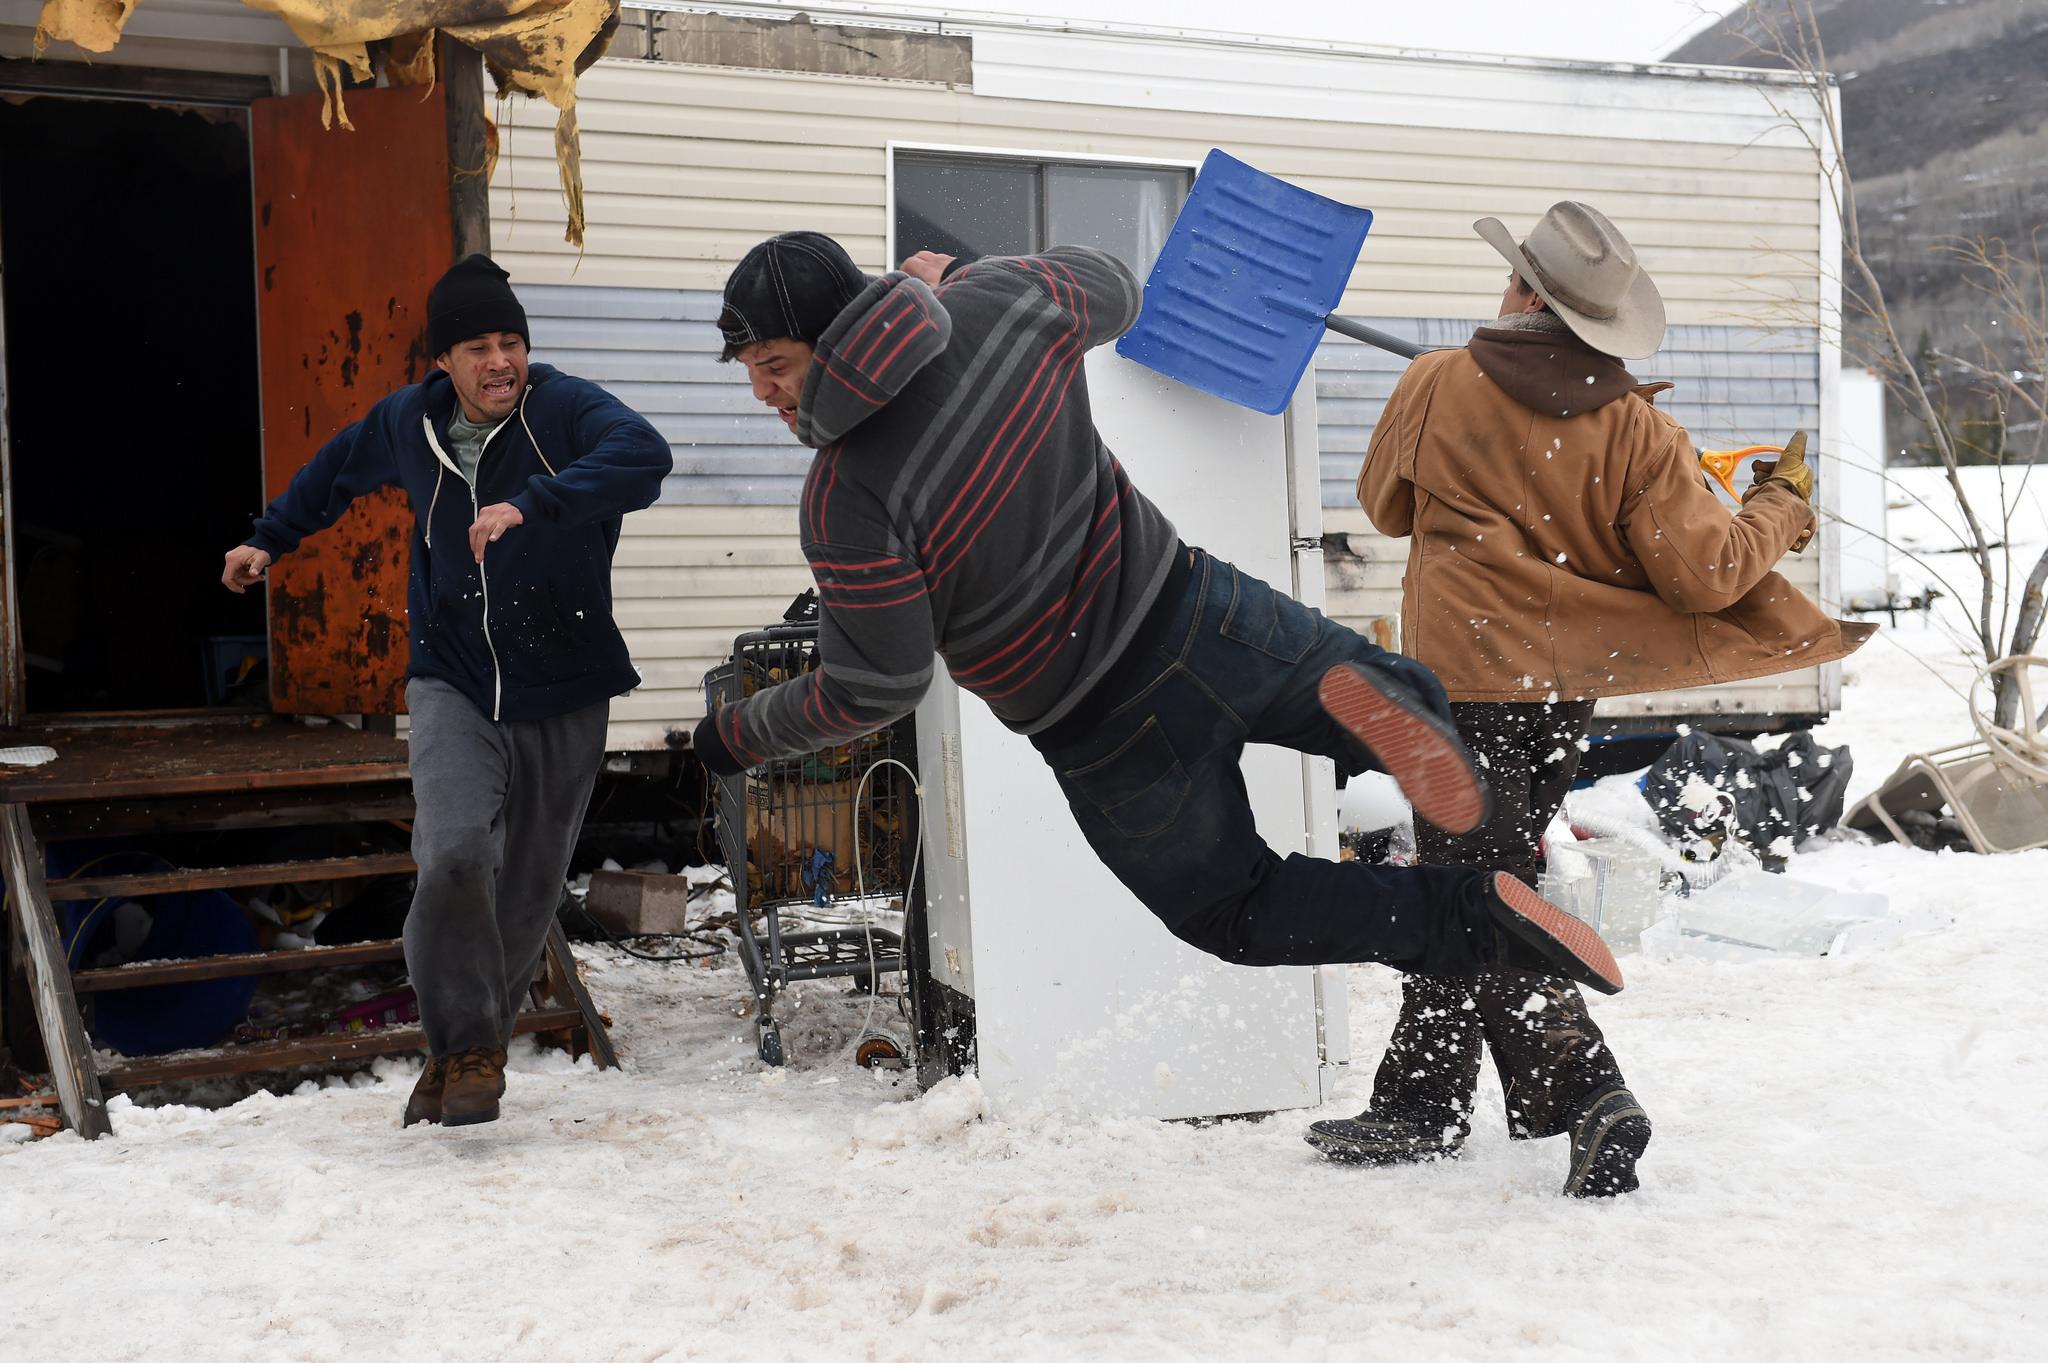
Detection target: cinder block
<box><xmin>586</xmin><ymin>870</ymin><xmax>694</xmax><ymax>937</ymax></box>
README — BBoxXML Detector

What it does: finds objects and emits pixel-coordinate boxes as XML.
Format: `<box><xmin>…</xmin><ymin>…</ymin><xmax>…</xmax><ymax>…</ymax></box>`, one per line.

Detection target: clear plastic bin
<box><xmin>1675</xmin><ymin>869</ymin><xmax>1893</xmax><ymax>957</ymax></box>
<box><xmin>1542</xmin><ymin>837</ymin><xmax>1665</xmax><ymax>952</ymax></box>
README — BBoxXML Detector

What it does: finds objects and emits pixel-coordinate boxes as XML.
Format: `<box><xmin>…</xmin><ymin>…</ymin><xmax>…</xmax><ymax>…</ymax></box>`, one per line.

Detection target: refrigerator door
<box><xmin>915</xmin><ymin>352</ymin><xmax>1326</xmax><ymax>1119</ymax></box>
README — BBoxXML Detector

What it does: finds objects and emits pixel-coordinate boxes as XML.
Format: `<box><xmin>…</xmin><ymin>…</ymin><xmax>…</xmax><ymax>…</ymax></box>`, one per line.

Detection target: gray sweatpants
<box><xmin>403</xmin><ymin>677</ymin><xmax>609</xmax><ymax>1055</ymax></box>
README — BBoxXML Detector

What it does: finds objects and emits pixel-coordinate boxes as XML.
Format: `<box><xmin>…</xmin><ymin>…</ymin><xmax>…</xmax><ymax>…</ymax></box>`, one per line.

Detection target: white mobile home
<box><xmin>489</xmin><ymin>3</ymin><xmax>1842</xmax><ymax>756</ymax></box>
<box><xmin>4</xmin><ymin>1</ymin><xmax>1843</xmax><ymax>756</ymax></box>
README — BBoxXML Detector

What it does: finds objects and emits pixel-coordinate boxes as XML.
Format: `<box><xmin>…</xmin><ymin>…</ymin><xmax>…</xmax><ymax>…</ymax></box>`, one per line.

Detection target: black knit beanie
<box><xmin>427</xmin><ymin>254</ymin><xmax>530</xmax><ymax>357</ymax></box>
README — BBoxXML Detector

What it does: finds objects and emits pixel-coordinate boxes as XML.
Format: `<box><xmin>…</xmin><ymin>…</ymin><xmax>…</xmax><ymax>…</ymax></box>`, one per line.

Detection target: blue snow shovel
<box><xmin>1116</xmin><ymin>149</ymin><xmax>1430</xmax><ymax>414</ymax></box>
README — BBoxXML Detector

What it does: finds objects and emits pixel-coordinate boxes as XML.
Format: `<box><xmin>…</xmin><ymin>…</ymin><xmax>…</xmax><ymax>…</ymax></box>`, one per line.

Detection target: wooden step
<box><xmin>99</xmin><ymin>1007</ymin><xmax>588</xmax><ymax>1091</ymax></box>
<box><xmin>32</xmin><ymin>783</ymin><xmax>415</xmax><ymax>842</ymax></box>
<box><xmin>48</xmin><ymin>851</ymin><xmax>415</xmax><ymax>902</ymax></box>
<box><xmin>71</xmin><ymin>940</ymin><xmax>408</xmax><ymax>994</ymax></box>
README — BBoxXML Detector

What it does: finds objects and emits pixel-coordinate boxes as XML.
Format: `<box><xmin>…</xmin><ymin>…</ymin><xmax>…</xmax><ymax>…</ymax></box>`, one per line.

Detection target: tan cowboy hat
<box><xmin>1474</xmin><ymin>203</ymin><xmax>1666</xmax><ymax>358</ymax></box>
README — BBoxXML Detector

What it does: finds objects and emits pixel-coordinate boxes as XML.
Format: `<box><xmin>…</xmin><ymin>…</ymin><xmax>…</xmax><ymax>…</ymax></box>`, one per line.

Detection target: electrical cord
<box><xmin>848</xmin><ymin>756</ymin><xmax>927</xmax><ymax>1055</ymax></box>
<box><xmin>558</xmin><ymin>881</ymin><xmax>730</xmax><ymax>965</ymax></box>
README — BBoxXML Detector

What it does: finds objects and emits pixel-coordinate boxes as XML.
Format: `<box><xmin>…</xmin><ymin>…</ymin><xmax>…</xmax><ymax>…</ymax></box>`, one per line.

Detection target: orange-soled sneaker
<box><xmin>1316</xmin><ymin>663</ymin><xmax>1490</xmax><ymax>836</ymax></box>
<box><xmin>1489</xmin><ymin>872</ymin><xmax>1624</xmax><ymax>996</ymax></box>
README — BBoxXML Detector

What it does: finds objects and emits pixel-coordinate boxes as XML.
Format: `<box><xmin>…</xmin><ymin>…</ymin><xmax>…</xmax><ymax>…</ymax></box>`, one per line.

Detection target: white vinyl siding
<box><xmin>522</xmin><ymin>283</ymin><xmax>802</xmax><ymax>505</ymax></box>
<box><xmin>606</xmin><ymin>503</ymin><xmax>808</xmax><ymax>751</ymax></box>
<box><xmin>5</xmin><ymin>3</ymin><xmax>1838</xmax><ymax>745</ymax></box>
<box><xmin>1</xmin><ymin>0</ymin><xmax>314</xmax><ymax>84</ymax></box>
<box><xmin>491</xmin><ymin>59</ymin><xmax>1824</xmax><ymax>327</ymax></box>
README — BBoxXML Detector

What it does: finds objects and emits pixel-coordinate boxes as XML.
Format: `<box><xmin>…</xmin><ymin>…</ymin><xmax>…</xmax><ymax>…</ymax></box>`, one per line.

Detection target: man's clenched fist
<box><xmin>899</xmin><ymin>250</ymin><xmax>957</xmax><ymax>286</ymax></box>
<box><xmin>469</xmin><ymin>503</ymin><xmax>525</xmax><ymax>563</ymax></box>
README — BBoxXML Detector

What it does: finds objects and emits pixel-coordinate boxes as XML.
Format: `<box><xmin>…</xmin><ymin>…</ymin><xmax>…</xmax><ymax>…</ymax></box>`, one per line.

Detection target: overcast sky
<box><xmin>889</xmin><ymin>0</ymin><xmax>1750</xmax><ymax>64</ymax></box>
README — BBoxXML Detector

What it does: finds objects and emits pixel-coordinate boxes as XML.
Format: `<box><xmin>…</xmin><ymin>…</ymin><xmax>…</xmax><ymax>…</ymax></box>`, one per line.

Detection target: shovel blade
<box><xmin>1116</xmin><ymin>149</ymin><xmax>1374</xmax><ymax>414</ymax></box>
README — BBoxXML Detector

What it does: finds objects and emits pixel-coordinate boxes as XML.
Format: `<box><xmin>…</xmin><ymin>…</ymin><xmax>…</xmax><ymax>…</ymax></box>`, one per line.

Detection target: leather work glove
<box><xmin>1744</xmin><ymin>430</ymin><xmax>1816</xmax><ymax>552</ymax></box>
<box><xmin>1743</xmin><ymin>430</ymin><xmax>1813</xmax><ymax>504</ymax></box>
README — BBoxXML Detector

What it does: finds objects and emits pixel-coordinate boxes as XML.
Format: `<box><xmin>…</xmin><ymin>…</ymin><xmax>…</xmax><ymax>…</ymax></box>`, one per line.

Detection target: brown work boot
<box><xmin>440</xmin><ymin>1046</ymin><xmax>509</xmax><ymax>1127</ymax></box>
<box><xmin>402</xmin><ymin>1055</ymin><xmax>449</xmax><ymax>1128</ymax></box>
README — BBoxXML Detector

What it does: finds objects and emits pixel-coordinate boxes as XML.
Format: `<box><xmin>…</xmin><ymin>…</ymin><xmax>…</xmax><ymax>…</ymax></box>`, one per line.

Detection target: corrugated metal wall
<box><xmin>490</xmin><ymin>34</ymin><xmax>1833</xmax><ymax>746</ymax></box>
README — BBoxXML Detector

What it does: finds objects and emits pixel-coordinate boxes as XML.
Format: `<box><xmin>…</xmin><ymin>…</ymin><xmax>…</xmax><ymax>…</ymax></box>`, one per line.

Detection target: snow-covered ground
<box><xmin>4</xmin><ymin>472</ymin><xmax>2046</xmax><ymax>1362</ymax></box>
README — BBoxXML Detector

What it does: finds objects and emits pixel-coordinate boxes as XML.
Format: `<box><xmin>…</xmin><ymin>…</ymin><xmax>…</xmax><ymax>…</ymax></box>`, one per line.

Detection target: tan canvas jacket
<box><xmin>1356</xmin><ymin>324</ymin><xmax>1873</xmax><ymax>702</ymax></box>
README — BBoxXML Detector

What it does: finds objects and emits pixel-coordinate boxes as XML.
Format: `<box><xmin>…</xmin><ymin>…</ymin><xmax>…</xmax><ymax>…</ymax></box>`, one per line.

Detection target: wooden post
<box><xmin>0</xmin><ymin>803</ymin><xmax>111</xmax><ymax>1138</ymax></box>
<box><xmin>0</xmin><ymin>240</ymin><xmax>25</xmax><ymax>729</ymax></box>
<box><xmin>440</xmin><ymin>34</ymin><xmax>492</xmax><ymax>260</ymax></box>
<box><xmin>543</xmin><ymin>921</ymin><xmax>617</xmax><ymax>1069</ymax></box>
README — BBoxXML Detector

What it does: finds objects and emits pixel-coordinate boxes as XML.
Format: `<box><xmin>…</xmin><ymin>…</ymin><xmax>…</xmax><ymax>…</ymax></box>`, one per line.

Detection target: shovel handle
<box><xmin>1323</xmin><ymin>315</ymin><xmax>1433</xmax><ymax>360</ymax></box>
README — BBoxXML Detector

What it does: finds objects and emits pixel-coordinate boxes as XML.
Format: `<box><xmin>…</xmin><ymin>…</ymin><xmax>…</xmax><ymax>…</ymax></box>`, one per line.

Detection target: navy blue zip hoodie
<box><xmin>245</xmin><ymin>363</ymin><xmax>671</xmax><ymax>723</ymax></box>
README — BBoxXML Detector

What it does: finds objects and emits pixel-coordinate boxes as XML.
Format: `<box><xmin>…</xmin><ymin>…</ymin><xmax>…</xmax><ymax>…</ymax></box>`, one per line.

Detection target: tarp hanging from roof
<box><xmin>31</xmin><ymin>0</ymin><xmax>616</xmax><ymax>245</ymax></box>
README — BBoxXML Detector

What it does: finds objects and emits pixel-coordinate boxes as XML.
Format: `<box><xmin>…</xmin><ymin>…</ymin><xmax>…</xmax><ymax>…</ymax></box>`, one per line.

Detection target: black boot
<box><xmin>1563</xmin><ymin>1085</ymin><xmax>1651</xmax><ymax>1197</ymax></box>
<box><xmin>1305</xmin><ymin>1110</ymin><xmax>1467</xmax><ymax>1166</ymax></box>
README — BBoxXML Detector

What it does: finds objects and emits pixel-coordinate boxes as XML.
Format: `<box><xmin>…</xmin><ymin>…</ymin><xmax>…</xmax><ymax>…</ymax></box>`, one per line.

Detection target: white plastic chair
<box><xmin>1844</xmin><ymin>656</ymin><xmax>2048</xmax><ymax>855</ymax></box>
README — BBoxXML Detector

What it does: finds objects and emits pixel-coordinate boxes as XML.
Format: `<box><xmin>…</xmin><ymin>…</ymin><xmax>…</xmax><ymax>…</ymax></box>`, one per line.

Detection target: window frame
<box><xmin>884</xmin><ymin>141</ymin><xmax>1199</xmax><ymax>271</ymax></box>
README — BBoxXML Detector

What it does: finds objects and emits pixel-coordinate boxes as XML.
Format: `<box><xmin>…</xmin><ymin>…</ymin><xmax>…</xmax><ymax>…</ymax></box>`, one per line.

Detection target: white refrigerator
<box><xmin>912</xmin><ymin>352</ymin><xmax>1348</xmax><ymax>1120</ymax></box>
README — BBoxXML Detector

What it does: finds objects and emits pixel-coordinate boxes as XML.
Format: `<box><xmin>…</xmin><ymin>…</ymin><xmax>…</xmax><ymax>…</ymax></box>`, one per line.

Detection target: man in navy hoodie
<box><xmin>222</xmin><ymin>256</ymin><xmax>670</xmax><ymax>1128</ymax></box>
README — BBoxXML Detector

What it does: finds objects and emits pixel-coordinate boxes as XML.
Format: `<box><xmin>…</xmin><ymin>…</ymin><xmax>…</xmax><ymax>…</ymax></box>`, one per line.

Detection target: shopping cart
<box><xmin>706</xmin><ymin>595</ymin><xmax>919</xmax><ymax>1066</ymax></box>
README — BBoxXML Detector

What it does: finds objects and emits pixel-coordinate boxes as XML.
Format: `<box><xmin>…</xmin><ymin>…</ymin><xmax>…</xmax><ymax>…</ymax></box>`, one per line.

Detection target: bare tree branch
<box><xmin>1742</xmin><ymin>0</ymin><xmax>2048</xmax><ymax>725</ymax></box>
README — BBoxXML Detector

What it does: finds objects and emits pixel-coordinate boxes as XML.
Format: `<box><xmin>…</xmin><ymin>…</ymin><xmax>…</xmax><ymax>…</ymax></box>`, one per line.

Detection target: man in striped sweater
<box><xmin>691</xmin><ymin>231</ymin><xmax>1617</xmax><ymax>995</ymax></box>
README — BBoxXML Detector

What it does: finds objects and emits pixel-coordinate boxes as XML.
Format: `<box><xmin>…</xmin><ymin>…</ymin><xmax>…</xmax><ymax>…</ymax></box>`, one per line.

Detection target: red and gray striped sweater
<box><xmin>714</xmin><ymin>246</ymin><xmax>1181</xmax><ymax>765</ymax></box>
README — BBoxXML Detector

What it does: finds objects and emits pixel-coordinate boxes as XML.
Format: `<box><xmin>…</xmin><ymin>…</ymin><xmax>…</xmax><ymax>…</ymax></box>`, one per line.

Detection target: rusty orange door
<box><xmin>252</xmin><ymin>84</ymin><xmax>453</xmax><ymax>715</ymax></box>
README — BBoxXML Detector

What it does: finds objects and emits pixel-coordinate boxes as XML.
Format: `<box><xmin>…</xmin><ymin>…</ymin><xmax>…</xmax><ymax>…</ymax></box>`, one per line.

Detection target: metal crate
<box><xmin>708</xmin><ymin>609</ymin><xmax>917</xmax><ymax>1066</ymax></box>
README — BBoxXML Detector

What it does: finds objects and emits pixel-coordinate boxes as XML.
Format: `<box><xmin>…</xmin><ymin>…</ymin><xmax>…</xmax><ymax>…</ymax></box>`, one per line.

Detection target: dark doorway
<box><xmin>0</xmin><ymin>93</ymin><xmax>266</xmax><ymax>713</ymax></box>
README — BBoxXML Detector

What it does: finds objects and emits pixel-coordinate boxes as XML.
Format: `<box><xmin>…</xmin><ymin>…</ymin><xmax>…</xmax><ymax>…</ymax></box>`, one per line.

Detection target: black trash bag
<box><xmin>1642</xmin><ymin>730</ymin><xmax>1855</xmax><ymax>859</ymax></box>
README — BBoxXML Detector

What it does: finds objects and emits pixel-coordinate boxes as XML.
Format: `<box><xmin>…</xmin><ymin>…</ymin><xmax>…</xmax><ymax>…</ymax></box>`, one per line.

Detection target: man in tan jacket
<box><xmin>1306</xmin><ymin>203</ymin><xmax>1872</xmax><ymax>1195</ymax></box>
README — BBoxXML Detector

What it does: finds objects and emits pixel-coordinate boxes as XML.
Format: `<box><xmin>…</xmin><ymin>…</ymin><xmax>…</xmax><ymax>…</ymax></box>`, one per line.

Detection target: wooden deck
<box><xmin>0</xmin><ymin>715</ymin><xmax>409</xmax><ymax>804</ymax></box>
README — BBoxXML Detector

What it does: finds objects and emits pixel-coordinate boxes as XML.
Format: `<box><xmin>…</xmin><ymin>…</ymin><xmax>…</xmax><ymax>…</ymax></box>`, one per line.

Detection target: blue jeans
<box><xmin>1032</xmin><ymin>551</ymin><xmax>1497</xmax><ymax>975</ymax></box>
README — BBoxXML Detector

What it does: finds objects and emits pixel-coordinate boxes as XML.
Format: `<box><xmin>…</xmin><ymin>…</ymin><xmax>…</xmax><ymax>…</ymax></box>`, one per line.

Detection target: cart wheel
<box><xmin>758</xmin><ymin>1024</ymin><xmax>785</xmax><ymax>1067</ymax></box>
<box><xmin>854</xmin><ymin>1033</ymin><xmax>905</xmax><ymax>1070</ymax></box>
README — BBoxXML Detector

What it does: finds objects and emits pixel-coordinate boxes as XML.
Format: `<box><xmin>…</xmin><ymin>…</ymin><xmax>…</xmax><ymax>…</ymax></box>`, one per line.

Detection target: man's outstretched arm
<box><xmin>226</xmin><ymin>402</ymin><xmax>404</xmax><ymax>590</ymax></box>
<box><xmin>693</xmin><ymin>545</ymin><xmax>938</xmax><ymax>775</ymax></box>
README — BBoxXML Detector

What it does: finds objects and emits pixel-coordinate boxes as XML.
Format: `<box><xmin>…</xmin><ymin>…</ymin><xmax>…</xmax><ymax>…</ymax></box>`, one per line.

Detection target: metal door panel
<box><xmin>252</xmin><ymin>84</ymin><xmax>452</xmax><ymax>714</ymax></box>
